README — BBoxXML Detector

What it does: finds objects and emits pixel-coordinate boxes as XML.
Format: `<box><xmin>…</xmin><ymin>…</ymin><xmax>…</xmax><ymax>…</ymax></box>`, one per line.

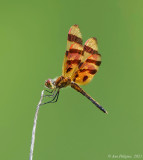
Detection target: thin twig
<box><xmin>29</xmin><ymin>90</ymin><xmax>44</xmax><ymax>160</ymax></box>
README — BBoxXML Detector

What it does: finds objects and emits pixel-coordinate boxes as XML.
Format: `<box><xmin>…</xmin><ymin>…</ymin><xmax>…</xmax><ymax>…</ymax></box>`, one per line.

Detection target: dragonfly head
<box><xmin>45</xmin><ymin>79</ymin><xmax>55</xmax><ymax>89</ymax></box>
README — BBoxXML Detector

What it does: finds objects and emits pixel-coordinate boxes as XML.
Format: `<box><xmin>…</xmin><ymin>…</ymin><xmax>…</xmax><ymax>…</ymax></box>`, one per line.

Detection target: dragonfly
<box><xmin>44</xmin><ymin>24</ymin><xmax>108</xmax><ymax>114</ymax></box>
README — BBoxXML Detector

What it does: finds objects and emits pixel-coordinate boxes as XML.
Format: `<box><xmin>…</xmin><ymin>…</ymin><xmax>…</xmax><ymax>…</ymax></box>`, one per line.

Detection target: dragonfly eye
<box><xmin>45</xmin><ymin>79</ymin><xmax>55</xmax><ymax>89</ymax></box>
<box><xmin>45</xmin><ymin>79</ymin><xmax>52</xmax><ymax>88</ymax></box>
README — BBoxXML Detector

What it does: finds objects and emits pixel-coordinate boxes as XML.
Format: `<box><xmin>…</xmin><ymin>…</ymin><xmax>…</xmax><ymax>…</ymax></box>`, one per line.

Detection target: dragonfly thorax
<box><xmin>45</xmin><ymin>76</ymin><xmax>71</xmax><ymax>89</ymax></box>
<box><xmin>55</xmin><ymin>76</ymin><xmax>71</xmax><ymax>88</ymax></box>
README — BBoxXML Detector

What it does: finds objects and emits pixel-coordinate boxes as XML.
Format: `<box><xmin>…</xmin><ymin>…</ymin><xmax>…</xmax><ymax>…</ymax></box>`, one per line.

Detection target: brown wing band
<box><xmin>69</xmin><ymin>49</ymin><xmax>83</xmax><ymax>55</ymax></box>
<box><xmin>67</xmin><ymin>60</ymin><xmax>81</xmax><ymax>65</ymax></box>
<box><xmin>68</xmin><ymin>34</ymin><xmax>82</xmax><ymax>44</ymax></box>
<box><xmin>84</xmin><ymin>45</ymin><xmax>99</xmax><ymax>54</ymax></box>
<box><xmin>66</xmin><ymin>67</ymin><xmax>72</xmax><ymax>73</ymax></box>
<box><xmin>86</xmin><ymin>59</ymin><xmax>101</xmax><ymax>66</ymax></box>
<box><xmin>79</xmin><ymin>69</ymin><xmax>97</xmax><ymax>75</ymax></box>
<box><xmin>66</xmin><ymin>51</ymin><xmax>68</xmax><ymax>56</ymax></box>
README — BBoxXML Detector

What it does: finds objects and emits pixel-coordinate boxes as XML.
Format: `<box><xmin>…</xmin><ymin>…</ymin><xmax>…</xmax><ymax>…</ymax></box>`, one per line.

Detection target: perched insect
<box><xmin>44</xmin><ymin>24</ymin><xmax>107</xmax><ymax>114</ymax></box>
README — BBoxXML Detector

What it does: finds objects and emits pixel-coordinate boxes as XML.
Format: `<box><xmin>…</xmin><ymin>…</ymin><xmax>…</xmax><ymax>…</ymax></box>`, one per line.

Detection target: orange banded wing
<box><xmin>63</xmin><ymin>43</ymin><xmax>83</xmax><ymax>78</ymax></box>
<box><xmin>72</xmin><ymin>37</ymin><xmax>101</xmax><ymax>85</ymax></box>
<box><xmin>62</xmin><ymin>25</ymin><xmax>83</xmax><ymax>76</ymax></box>
<box><xmin>82</xmin><ymin>37</ymin><xmax>98</xmax><ymax>62</ymax></box>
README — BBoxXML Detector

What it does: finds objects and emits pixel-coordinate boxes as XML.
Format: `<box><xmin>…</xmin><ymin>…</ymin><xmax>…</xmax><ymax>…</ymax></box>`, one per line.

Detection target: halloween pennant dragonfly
<box><xmin>44</xmin><ymin>24</ymin><xmax>107</xmax><ymax>114</ymax></box>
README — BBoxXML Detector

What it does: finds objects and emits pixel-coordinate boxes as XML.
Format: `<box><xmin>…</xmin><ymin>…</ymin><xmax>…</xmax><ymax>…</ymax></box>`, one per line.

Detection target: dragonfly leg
<box><xmin>44</xmin><ymin>89</ymin><xmax>55</xmax><ymax>94</ymax></box>
<box><xmin>41</xmin><ymin>89</ymin><xmax>60</xmax><ymax>105</ymax></box>
<box><xmin>43</xmin><ymin>89</ymin><xmax>56</xmax><ymax>97</ymax></box>
<box><xmin>50</xmin><ymin>90</ymin><xmax>59</xmax><ymax>103</ymax></box>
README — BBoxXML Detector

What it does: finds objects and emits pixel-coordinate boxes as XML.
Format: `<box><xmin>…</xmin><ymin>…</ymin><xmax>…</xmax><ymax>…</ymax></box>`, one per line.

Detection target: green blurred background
<box><xmin>0</xmin><ymin>0</ymin><xmax>143</xmax><ymax>160</ymax></box>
